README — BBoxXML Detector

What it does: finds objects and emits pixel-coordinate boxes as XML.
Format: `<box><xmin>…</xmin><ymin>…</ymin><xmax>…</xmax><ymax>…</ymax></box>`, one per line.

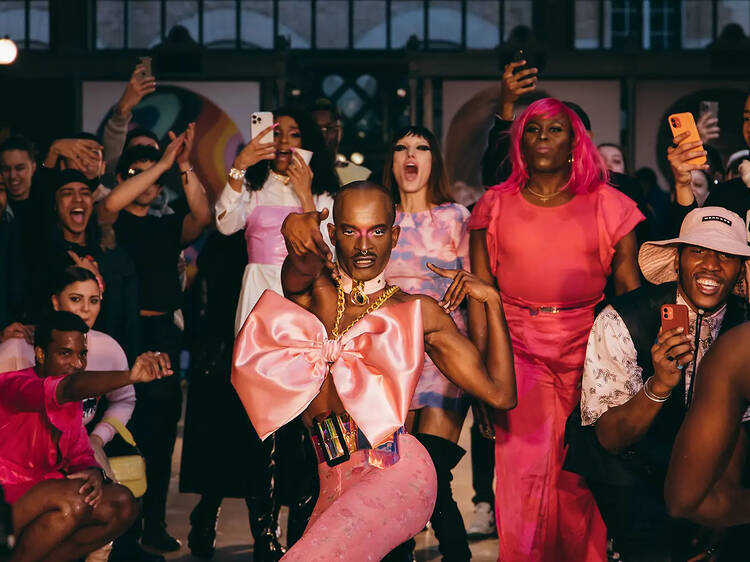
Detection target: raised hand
<box><xmin>649</xmin><ymin>326</ymin><xmax>693</xmax><ymax>397</ymax></box>
<box><xmin>159</xmin><ymin>131</ymin><xmax>186</xmax><ymax>169</ymax></box>
<box><xmin>282</xmin><ymin>209</ymin><xmax>334</xmax><ymax>270</ymax></box>
<box><xmin>129</xmin><ymin>351</ymin><xmax>173</xmax><ymax>383</ymax></box>
<box><xmin>49</xmin><ymin>139</ymin><xmax>103</xmax><ymax>170</ymax></box>
<box><xmin>171</xmin><ymin>122</ymin><xmax>195</xmax><ymax>166</ymax></box>
<box><xmin>697</xmin><ymin>111</ymin><xmax>720</xmax><ymax>145</ymax></box>
<box><xmin>0</xmin><ymin>321</ymin><xmax>34</xmax><ymax>344</ymax></box>
<box><xmin>115</xmin><ymin>64</ymin><xmax>157</xmax><ymax>118</ymax></box>
<box><xmin>499</xmin><ymin>60</ymin><xmax>538</xmax><ymax>120</ymax></box>
<box><xmin>427</xmin><ymin>263</ymin><xmax>500</xmax><ymax>313</ymax></box>
<box><xmin>668</xmin><ymin>131</ymin><xmax>710</xmax><ymax>201</ymax></box>
<box><xmin>287</xmin><ymin>150</ymin><xmax>314</xmax><ymax>201</ymax></box>
<box><xmin>233</xmin><ymin>124</ymin><xmax>277</xmax><ymax>171</ymax></box>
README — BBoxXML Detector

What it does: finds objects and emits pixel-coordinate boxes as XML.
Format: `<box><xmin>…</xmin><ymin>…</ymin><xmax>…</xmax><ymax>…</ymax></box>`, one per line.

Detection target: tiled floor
<box><xmin>163</xmin><ymin>406</ymin><xmax>498</xmax><ymax>561</ymax></box>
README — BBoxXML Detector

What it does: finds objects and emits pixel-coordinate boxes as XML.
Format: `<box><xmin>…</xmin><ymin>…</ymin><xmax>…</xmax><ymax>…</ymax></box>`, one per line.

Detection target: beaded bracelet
<box><xmin>643</xmin><ymin>376</ymin><xmax>671</xmax><ymax>403</ymax></box>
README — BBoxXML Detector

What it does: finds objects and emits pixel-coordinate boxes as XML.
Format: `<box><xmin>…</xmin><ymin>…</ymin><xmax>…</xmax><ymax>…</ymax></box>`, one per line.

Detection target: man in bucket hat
<box><xmin>564</xmin><ymin>206</ymin><xmax>750</xmax><ymax>561</ymax></box>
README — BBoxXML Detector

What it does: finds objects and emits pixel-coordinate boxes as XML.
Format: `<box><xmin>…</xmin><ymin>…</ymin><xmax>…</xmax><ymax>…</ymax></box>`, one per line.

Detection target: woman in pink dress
<box><xmin>469</xmin><ymin>98</ymin><xmax>643</xmax><ymax>561</ymax></box>
<box><xmin>383</xmin><ymin>126</ymin><xmax>472</xmax><ymax>560</ymax></box>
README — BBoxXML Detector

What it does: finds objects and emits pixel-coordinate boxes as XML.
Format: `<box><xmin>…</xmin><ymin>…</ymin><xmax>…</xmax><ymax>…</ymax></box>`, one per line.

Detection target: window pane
<box><xmin>317</xmin><ymin>0</ymin><xmax>349</xmax><ymax>49</ymax></box>
<box><xmin>0</xmin><ymin>1</ymin><xmax>25</xmax><ymax>45</ymax></box>
<box><xmin>646</xmin><ymin>0</ymin><xmax>678</xmax><ymax>49</ymax></box>
<box><xmin>466</xmin><ymin>0</ymin><xmax>499</xmax><ymax>49</ymax></box>
<box><xmin>165</xmin><ymin>1</ymin><xmax>199</xmax><ymax>43</ymax></box>
<box><xmin>428</xmin><ymin>1</ymin><xmax>461</xmax><ymax>48</ymax></box>
<box><xmin>682</xmin><ymin>0</ymin><xmax>713</xmax><ymax>48</ymax></box>
<box><xmin>241</xmin><ymin>1</ymin><xmax>274</xmax><ymax>48</ymax></box>
<box><xmin>717</xmin><ymin>1</ymin><xmax>750</xmax><ymax>37</ymax></box>
<box><xmin>606</xmin><ymin>0</ymin><xmax>641</xmax><ymax>50</ymax></box>
<box><xmin>96</xmin><ymin>0</ymin><xmax>125</xmax><ymax>49</ymax></box>
<box><xmin>203</xmin><ymin>0</ymin><xmax>237</xmax><ymax>48</ymax></box>
<box><xmin>504</xmin><ymin>0</ymin><xmax>532</xmax><ymax>42</ymax></box>
<box><xmin>391</xmin><ymin>1</ymin><xmax>424</xmax><ymax>48</ymax></box>
<box><xmin>278</xmin><ymin>0</ymin><xmax>312</xmax><ymax>48</ymax></box>
<box><xmin>353</xmin><ymin>0</ymin><xmax>386</xmax><ymax>49</ymax></box>
<box><xmin>127</xmin><ymin>0</ymin><xmax>162</xmax><ymax>48</ymax></box>
<box><xmin>27</xmin><ymin>1</ymin><xmax>49</xmax><ymax>48</ymax></box>
<box><xmin>575</xmin><ymin>0</ymin><xmax>599</xmax><ymax>49</ymax></box>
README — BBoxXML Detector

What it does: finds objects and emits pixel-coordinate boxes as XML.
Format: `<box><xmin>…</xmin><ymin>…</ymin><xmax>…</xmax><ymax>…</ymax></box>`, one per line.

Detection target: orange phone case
<box><xmin>661</xmin><ymin>304</ymin><xmax>689</xmax><ymax>334</ymax></box>
<box><xmin>668</xmin><ymin>112</ymin><xmax>706</xmax><ymax>166</ymax></box>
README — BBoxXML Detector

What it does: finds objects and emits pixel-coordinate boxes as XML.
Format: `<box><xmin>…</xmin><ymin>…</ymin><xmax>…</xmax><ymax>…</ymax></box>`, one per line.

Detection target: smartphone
<box><xmin>138</xmin><ymin>56</ymin><xmax>152</xmax><ymax>79</ymax></box>
<box><xmin>295</xmin><ymin>148</ymin><xmax>313</xmax><ymax>166</ymax></box>
<box><xmin>251</xmin><ymin>111</ymin><xmax>274</xmax><ymax>145</ymax></box>
<box><xmin>661</xmin><ymin>304</ymin><xmax>689</xmax><ymax>334</ymax></box>
<box><xmin>512</xmin><ymin>49</ymin><xmax>537</xmax><ymax>79</ymax></box>
<box><xmin>668</xmin><ymin>112</ymin><xmax>707</xmax><ymax>166</ymax></box>
<box><xmin>699</xmin><ymin>100</ymin><xmax>719</xmax><ymax>120</ymax></box>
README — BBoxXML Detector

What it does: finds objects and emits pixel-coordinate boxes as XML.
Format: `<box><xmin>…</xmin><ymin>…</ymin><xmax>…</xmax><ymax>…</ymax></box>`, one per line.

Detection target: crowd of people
<box><xmin>1</xmin><ymin>57</ymin><xmax>750</xmax><ymax>562</ymax></box>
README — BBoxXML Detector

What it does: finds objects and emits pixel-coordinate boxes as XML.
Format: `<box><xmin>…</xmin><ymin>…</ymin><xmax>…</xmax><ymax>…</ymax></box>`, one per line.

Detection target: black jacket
<box><xmin>669</xmin><ymin>177</ymin><xmax>749</xmax><ymax>237</ymax></box>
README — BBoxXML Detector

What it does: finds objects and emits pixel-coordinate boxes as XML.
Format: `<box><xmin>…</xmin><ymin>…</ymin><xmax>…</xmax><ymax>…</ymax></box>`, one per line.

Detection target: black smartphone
<box><xmin>512</xmin><ymin>49</ymin><xmax>537</xmax><ymax>79</ymax></box>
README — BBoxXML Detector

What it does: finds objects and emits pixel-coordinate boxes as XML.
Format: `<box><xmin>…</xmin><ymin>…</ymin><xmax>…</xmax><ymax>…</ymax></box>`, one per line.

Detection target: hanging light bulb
<box><xmin>0</xmin><ymin>36</ymin><xmax>18</xmax><ymax>65</ymax></box>
<box><xmin>350</xmin><ymin>152</ymin><xmax>364</xmax><ymax>165</ymax></box>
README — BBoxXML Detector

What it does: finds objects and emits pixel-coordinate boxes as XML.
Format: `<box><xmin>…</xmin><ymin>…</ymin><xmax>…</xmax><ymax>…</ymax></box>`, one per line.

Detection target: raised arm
<box><xmin>56</xmin><ymin>351</ymin><xmax>173</xmax><ymax>404</ymax></box>
<box><xmin>665</xmin><ymin>324</ymin><xmax>750</xmax><ymax>526</ymax></box>
<box><xmin>175</xmin><ymin>124</ymin><xmax>211</xmax><ymax>245</ymax></box>
<box><xmin>98</xmin><ymin>131</ymin><xmax>184</xmax><ymax>224</ymax></box>
<box><xmin>422</xmin><ymin>264</ymin><xmax>516</xmax><ymax>410</ymax></box>
<box><xmin>280</xmin><ymin>209</ymin><xmax>335</xmax><ymax>304</ymax></box>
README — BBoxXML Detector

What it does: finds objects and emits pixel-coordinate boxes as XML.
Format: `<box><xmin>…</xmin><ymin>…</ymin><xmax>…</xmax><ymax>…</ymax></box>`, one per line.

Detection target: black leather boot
<box><xmin>381</xmin><ymin>538</ymin><xmax>416</xmax><ymax>562</ymax></box>
<box><xmin>247</xmin><ymin>435</ymin><xmax>285</xmax><ymax>562</ymax></box>
<box><xmin>416</xmin><ymin>433</ymin><xmax>472</xmax><ymax>561</ymax></box>
<box><xmin>188</xmin><ymin>495</ymin><xmax>222</xmax><ymax>559</ymax></box>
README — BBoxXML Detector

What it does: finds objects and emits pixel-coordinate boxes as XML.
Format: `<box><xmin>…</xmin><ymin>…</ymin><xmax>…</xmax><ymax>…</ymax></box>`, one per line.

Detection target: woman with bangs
<box><xmin>469</xmin><ymin>98</ymin><xmax>643</xmax><ymax>561</ymax></box>
<box><xmin>383</xmin><ymin>126</ymin><xmax>473</xmax><ymax>560</ymax></box>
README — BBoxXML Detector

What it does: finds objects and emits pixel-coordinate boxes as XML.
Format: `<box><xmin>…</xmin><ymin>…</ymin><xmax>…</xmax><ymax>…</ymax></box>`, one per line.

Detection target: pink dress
<box><xmin>386</xmin><ymin>203</ymin><xmax>470</xmax><ymax>413</ymax></box>
<box><xmin>469</xmin><ymin>186</ymin><xmax>643</xmax><ymax>562</ymax></box>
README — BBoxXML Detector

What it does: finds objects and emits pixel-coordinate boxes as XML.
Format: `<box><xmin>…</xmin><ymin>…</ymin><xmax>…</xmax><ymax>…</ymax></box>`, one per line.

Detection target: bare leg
<box><xmin>10</xmin><ymin>480</ymin><xmax>136</xmax><ymax>562</ymax></box>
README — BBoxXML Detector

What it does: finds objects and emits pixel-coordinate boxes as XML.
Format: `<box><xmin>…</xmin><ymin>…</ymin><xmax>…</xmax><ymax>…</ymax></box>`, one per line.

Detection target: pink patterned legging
<box><xmin>282</xmin><ymin>433</ymin><xmax>437</xmax><ymax>561</ymax></box>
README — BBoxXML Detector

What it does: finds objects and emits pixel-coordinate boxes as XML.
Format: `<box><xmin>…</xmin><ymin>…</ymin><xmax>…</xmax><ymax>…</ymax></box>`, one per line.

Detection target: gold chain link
<box><xmin>332</xmin><ymin>282</ymin><xmax>399</xmax><ymax>340</ymax></box>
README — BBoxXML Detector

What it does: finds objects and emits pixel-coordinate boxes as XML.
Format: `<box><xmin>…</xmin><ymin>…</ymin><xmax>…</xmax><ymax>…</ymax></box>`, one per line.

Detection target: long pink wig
<box><xmin>492</xmin><ymin>98</ymin><xmax>608</xmax><ymax>195</ymax></box>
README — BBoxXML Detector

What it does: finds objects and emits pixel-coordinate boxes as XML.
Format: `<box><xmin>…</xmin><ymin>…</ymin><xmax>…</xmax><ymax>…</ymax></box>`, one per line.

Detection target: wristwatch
<box><xmin>228</xmin><ymin>167</ymin><xmax>246</xmax><ymax>181</ymax></box>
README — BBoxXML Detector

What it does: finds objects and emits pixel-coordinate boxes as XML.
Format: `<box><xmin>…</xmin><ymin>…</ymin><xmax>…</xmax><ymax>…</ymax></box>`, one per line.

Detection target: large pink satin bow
<box><xmin>231</xmin><ymin>290</ymin><xmax>424</xmax><ymax>447</ymax></box>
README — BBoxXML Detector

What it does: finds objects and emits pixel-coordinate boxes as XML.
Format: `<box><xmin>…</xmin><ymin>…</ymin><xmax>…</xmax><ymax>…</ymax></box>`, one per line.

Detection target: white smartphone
<box><xmin>250</xmin><ymin>111</ymin><xmax>274</xmax><ymax>145</ymax></box>
<box><xmin>295</xmin><ymin>148</ymin><xmax>313</xmax><ymax>165</ymax></box>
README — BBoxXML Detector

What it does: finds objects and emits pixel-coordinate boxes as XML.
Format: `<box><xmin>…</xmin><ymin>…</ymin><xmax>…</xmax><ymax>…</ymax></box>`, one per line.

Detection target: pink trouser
<box><xmin>282</xmin><ymin>433</ymin><xmax>437</xmax><ymax>561</ymax></box>
<box><xmin>494</xmin><ymin>301</ymin><xmax>607</xmax><ymax>562</ymax></box>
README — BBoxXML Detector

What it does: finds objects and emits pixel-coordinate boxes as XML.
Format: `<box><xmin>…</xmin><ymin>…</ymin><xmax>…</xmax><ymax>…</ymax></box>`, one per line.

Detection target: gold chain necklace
<box><xmin>332</xmin><ymin>282</ymin><xmax>399</xmax><ymax>339</ymax></box>
<box><xmin>269</xmin><ymin>170</ymin><xmax>290</xmax><ymax>185</ymax></box>
<box><xmin>525</xmin><ymin>184</ymin><xmax>568</xmax><ymax>202</ymax></box>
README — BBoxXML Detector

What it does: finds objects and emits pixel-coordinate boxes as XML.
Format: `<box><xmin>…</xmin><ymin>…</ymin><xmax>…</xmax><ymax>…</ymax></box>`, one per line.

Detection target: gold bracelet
<box><xmin>643</xmin><ymin>376</ymin><xmax>671</xmax><ymax>403</ymax></box>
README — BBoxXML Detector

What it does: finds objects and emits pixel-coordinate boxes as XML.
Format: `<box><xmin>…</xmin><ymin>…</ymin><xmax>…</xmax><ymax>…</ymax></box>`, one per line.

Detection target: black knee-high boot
<box><xmin>188</xmin><ymin>495</ymin><xmax>222</xmax><ymax>559</ymax></box>
<box><xmin>416</xmin><ymin>433</ymin><xmax>472</xmax><ymax>562</ymax></box>
<box><xmin>246</xmin><ymin>434</ymin><xmax>285</xmax><ymax>562</ymax></box>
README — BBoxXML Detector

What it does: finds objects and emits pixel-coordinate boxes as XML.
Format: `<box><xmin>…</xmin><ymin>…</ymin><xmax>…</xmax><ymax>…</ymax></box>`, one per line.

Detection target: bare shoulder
<box><xmin>391</xmin><ymin>291</ymin><xmax>453</xmax><ymax>335</ymax></box>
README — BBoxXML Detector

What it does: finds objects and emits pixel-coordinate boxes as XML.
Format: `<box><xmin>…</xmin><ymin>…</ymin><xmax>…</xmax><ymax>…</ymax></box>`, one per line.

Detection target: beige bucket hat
<box><xmin>638</xmin><ymin>207</ymin><xmax>750</xmax><ymax>296</ymax></box>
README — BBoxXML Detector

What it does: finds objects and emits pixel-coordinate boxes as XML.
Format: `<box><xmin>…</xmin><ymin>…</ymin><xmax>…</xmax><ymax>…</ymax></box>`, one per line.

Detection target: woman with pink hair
<box><xmin>469</xmin><ymin>98</ymin><xmax>643</xmax><ymax>561</ymax></box>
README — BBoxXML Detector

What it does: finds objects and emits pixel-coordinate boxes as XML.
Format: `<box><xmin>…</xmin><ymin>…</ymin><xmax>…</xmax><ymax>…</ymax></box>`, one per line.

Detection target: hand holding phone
<box><xmin>138</xmin><ymin>56</ymin><xmax>152</xmax><ymax>79</ymax></box>
<box><xmin>650</xmin><ymin>304</ymin><xmax>693</xmax><ymax>392</ymax></box>
<box><xmin>668</xmin><ymin>113</ymin><xmax>707</xmax><ymax>166</ymax></box>
<box><xmin>697</xmin><ymin>101</ymin><xmax>720</xmax><ymax>144</ymax></box>
<box><xmin>251</xmin><ymin>111</ymin><xmax>275</xmax><ymax>145</ymax></box>
<box><xmin>499</xmin><ymin>49</ymin><xmax>538</xmax><ymax>117</ymax></box>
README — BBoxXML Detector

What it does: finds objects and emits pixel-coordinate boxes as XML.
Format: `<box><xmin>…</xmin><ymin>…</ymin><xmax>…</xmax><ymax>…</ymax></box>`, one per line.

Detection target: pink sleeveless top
<box><xmin>231</xmin><ymin>290</ymin><xmax>424</xmax><ymax>447</ymax></box>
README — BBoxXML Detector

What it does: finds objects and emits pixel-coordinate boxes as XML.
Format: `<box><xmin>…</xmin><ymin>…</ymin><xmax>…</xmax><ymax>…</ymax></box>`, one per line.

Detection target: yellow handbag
<box><xmin>101</xmin><ymin>417</ymin><xmax>147</xmax><ymax>498</ymax></box>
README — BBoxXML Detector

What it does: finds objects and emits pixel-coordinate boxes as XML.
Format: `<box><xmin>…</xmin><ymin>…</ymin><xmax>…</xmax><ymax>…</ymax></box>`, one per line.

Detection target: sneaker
<box><xmin>466</xmin><ymin>502</ymin><xmax>497</xmax><ymax>540</ymax></box>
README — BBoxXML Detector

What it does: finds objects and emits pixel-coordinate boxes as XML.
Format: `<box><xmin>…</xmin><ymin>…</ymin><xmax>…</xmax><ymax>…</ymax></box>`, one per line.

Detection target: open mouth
<box><xmin>276</xmin><ymin>149</ymin><xmax>292</xmax><ymax>160</ymax></box>
<box><xmin>70</xmin><ymin>208</ymin><xmax>87</xmax><ymax>226</ymax></box>
<box><xmin>404</xmin><ymin>162</ymin><xmax>418</xmax><ymax>182</ymax></box>
<box><xmin>694</xmin><ymin>275</ymin><xmax>722</xmax><ymax>296</ymax></box>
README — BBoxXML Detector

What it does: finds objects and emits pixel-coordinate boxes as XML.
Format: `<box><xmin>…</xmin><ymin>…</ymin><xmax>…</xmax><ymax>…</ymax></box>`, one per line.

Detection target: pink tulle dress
<box><xmin>469</xmin><ymin>185</ymin><xmax>643</xmax><ymax>562</ymax></box>
<box><xmin>385</xmin><ymin>203</ymin><xmax>471</xmax><ymax>413</ymax></box>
